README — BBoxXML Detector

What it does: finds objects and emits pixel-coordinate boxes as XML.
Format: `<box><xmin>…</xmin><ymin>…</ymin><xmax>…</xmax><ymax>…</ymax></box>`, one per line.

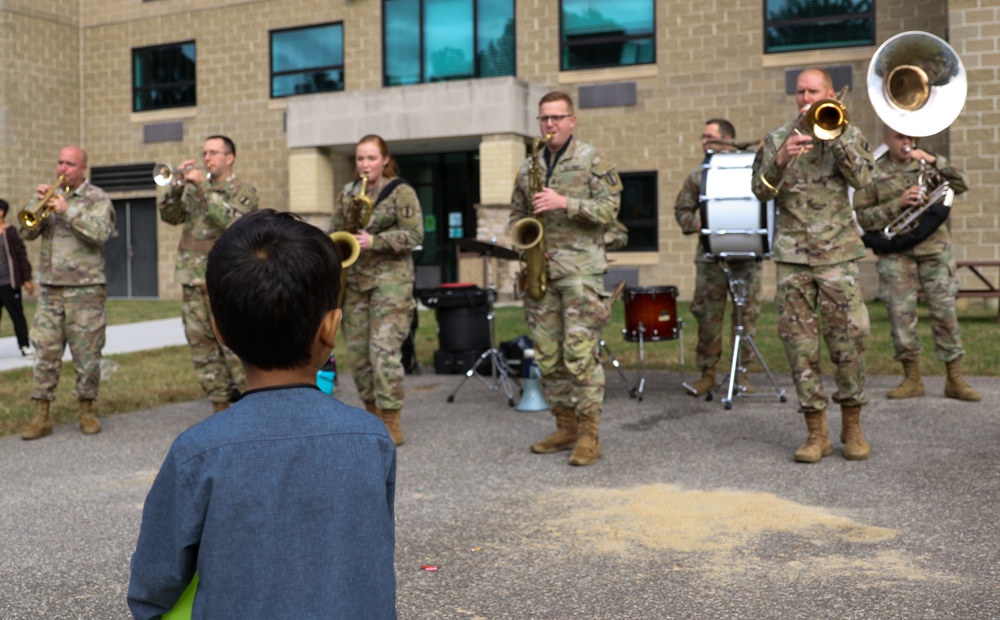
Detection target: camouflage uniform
<box><xmin>159</xmin><ymin>175</ymin><xmax>258</xmax><ymax>406</ymax></box>
<box><xmin>332</xmin><ymin>178</ymin><xmax>423</xmax><ymax>411</ymax></box>
<box><xmin>854</xmin><ymin>153</ymin><xmax>968</xmax><ymax>363</ymax></box>
<box><xmin>752</xmin><ymin>123</ymin><xmax>874</xmax><ymax>412</ymax></box>
<box><xmin>510</xmin><ymin>138</ymin><xmax>622</xmax><ymax>418</ymax></box>
<box><xmin>20</xmin><ymin>181</ymin><xmax>116</xmax><ymax>401</ymax></box>
<box><xmin>675</xmin><ymin>166</ymin><xmax>762</xmax><ymax>369</ymax></box>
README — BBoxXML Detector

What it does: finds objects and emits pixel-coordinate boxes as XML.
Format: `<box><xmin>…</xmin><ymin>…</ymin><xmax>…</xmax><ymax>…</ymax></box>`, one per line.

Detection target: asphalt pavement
<box><xmin>1</xmin><ymin>320</ymin><xmax>998</xmax><ymax>619</ymax></box>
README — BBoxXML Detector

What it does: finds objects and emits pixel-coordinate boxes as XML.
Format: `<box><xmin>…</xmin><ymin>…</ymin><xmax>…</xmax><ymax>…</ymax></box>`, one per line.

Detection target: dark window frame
<box><xmin>131</xmin><ymin>40</ymin><xmax>197</xmax><ymax>113</ymax></box>
<box><xmin>614</xmin><ymin>170</ymin><xmax>658</xmax><ymax>253</ymax></box>
<box><xmin>763</xmin><ymin>0</ymin><xmax>875</xmax><ymax>54</ymax></box>
<box><xmin>381</xmin><ymin>0</ymin><xmax>517</xmax><ymax>87</ymax></box>
<box><xmin>559</xmin><ymin>0</ymin><xmax>656</xmax><ymax>72</ymax></box>
<box><xmin>269</xmin><ymin>21</ymin><xmax>346</xmax><ymax>99</ymax></box>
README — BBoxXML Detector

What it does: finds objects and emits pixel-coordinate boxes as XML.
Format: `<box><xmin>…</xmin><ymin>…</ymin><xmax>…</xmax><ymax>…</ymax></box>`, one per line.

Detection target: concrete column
<box><xmin>475</xmin><ymin>134</ymin><xmax>528</xmax><ymax>299</ymax></box>
<box><xmin>288</xmin><ymin>147</ymin><xmax>335</xmax><ymax>226</ymax></box>
<box><xmin>479</xmin><ymin>134</ymin><xmax>526</xmax><ymax>206</ymax></box>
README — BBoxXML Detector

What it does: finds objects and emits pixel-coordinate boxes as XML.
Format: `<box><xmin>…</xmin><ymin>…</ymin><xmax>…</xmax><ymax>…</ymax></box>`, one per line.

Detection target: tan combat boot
<box><xmin>380</xmin><ymin>408</ymin><xmax>404</xmax><ymax>446</ymax></box>
<box><xmin>363</xmin><ymin>400</ymin><xmax>382</xmax><ymax>418</ymax></box>
<box><xmin>20</xmin><ymin>399</ymin><xmax>53</xmax><ymax>440</ymax></box>
<box><xmin>79</xmin><ymin>399</ymin><xmax>102</xmax><ymax>435</ymax></box>
<box><xmin>569</xmin><ymin>412</ymin><xmax>601</xmax><ymax>466</ymax></box>
<box><xmin>530</xmin><ymin>406</ymin><xmax>578</xmax><ymax>454</ymax></box>
<box><xmin>740</xmin><ymin>371</ymin><xmax>756</xmax><ymax>394</ymax></box>
<box><xmin>887</xmin><ymin>359</ymin><xmax>924</xmax><ymax>399</ymax></box>
<box><xmin>841</xmin><ymin>405</ymin><xmax>870</xmax><ymax>460</ymax></box>
<box><xmin>944</xmin><ymin>358</ymin><xmax>981</xmax><ymax>402</ymax></box>
<box><xmin>689</xmin><ymin>364</ymin><xmax>717</xmax><ymax>396</ymax></box>
<box><xmin>793</xmin><ymin>410</ymin><xmax>832</xmax><ymax>463</ymax></box>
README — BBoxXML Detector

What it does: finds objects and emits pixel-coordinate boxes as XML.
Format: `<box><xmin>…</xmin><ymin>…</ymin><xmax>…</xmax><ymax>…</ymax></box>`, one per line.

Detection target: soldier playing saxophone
<box><xmin>510</xmin><ymin>91</ymin><xmax>623</xmax><ymax>467</ymax></box>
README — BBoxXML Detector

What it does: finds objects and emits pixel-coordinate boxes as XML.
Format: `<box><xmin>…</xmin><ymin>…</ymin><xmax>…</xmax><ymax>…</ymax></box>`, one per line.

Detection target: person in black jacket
<box><xmin>0</xmin><ymin>198</ymin><xmax>34</xmax><ymax>356</ymax></box>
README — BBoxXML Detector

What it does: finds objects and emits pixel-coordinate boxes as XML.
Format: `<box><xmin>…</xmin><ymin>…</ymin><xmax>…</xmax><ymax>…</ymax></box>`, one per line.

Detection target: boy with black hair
<box><xmin>127</xmin><ymin>209</ymin><xmax>397</xmax><ymax>619</ymax></box>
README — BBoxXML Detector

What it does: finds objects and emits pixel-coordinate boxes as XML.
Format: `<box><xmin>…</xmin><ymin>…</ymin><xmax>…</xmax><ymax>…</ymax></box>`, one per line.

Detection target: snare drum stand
<box><xmin>446</xmin><ymin>249</ymin><xmax>517</xmax><ymax>407</ymax></box>
<box><xmin>621</xmin><ymin>318</ymin><xmax>684</xmax><ymax>402</ymax></box>
<box><xmin>715</xmin><ymin>255</ymin><xmax>787</xmax><ymax>410</ymax></box>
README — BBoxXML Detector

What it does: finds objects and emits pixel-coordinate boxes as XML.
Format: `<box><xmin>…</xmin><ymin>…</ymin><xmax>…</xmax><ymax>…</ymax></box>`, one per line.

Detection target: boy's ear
<box><xmin>319</xmin><ymin>308</ymin><xmax>342</xmax><ymax>349</ymax></box>
<box><xmin>211</xmin><ymin>315</ymin><xmax>227</xmax><ymax>347</ymax></box>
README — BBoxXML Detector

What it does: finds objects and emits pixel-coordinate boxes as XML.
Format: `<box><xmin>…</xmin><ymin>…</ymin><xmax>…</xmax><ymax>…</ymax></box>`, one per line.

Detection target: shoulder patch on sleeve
<box><xmin>395</xmin><ymin>186</ymin><xmax>421</xmax><ymax>227</ymax></box>
<box><xmin>593</xmin><ymin>159</ymin><xmax>622</xmax><ymax>192</ymax></box>
<box><xmin>230</xmin><ymin>184</ymin><xmax>259</xmax><ymax>212</ymax></box>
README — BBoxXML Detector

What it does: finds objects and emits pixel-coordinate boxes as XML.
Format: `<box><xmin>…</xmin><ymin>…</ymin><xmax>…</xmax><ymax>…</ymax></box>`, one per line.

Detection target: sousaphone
<box><xmin>867</xmin><ymin>30</ymin><xmax>967</xmax><ymax>137</ymax></box>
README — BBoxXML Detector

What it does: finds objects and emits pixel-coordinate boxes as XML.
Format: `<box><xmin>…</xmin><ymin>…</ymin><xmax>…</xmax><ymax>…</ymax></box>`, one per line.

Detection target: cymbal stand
<box><xmin>446</xmin><ymin>249</ymin><xmax>517</xmax><ymax>407</ymax></box>
<box><xmin>714</xmin><ymin>254</ymin><xmax>786</xmax><ymax>410</ymax></box>
<box><xmin>596</xmin><ymin>339</ymin><xmax>636</xmax><ymax>398</ymax></box>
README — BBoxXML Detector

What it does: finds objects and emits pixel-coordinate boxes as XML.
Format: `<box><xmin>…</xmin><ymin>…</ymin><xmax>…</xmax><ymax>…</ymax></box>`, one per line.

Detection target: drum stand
<box><xmin>446</xmin><ymin>246</ymin><xmax>517</xmax><ymax>407</ymax></box>
<box><xmin>712</xmin><ymin>255</ymin><xmax>786</xmax><ymax>410</ymax></box>
<box><xmin>619</xmin><ymin>319</ymin><xmax>684</xmax><ymax>402</ymax></box>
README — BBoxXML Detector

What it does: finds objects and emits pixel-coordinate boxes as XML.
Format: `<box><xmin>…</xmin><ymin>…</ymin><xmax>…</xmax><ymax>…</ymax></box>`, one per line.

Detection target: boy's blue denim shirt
<box><xmin>127</xmin><ymin>385</ymin><xmax>397</xmax><ymax>619</ymax></box>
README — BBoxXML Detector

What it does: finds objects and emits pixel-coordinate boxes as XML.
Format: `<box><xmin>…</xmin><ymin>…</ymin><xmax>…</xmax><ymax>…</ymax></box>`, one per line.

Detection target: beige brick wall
<box><xmin>2</xmin><ymin>2</ymin><xmax>83</xmax><ymax>275</ymax></box>
<box><xmin>5</xmin><ymin>0</ymin><xmax>987</xmax><ymax>304</ymax></box>
<box><xmin>950</xmin><ymin>1</ymin><xmax>1000</xmax><ymax>260</ymax></box>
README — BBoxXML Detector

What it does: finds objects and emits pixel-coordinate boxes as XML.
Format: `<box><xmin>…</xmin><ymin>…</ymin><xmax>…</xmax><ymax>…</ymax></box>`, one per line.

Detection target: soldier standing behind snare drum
<box><xmin>510</xmin><ymin>91</ymin><xmax>622</xmax><ymax>467</ymax></box>
<box><xmin>19</xmin><ymin>146</ymin><xmax>116</xmax><ymax>440</ymax></box>
<box><xmin>159</xmin><ymin>135</ymin><xmax>259</xmax><ymax>414</ymax></box>
<box><xmin>752</xmin><ymin>68</ymin><xmax>874</xmax><ymax>463</ymax></box>
<box><xmin>674</xmin><ymin>119</ymin><xmax>763</xmax><ymax>396</ymax></box>
<box><xmin>854</xmin><ymin>127</ymin><xmax>980</xmax><ymax>402</ymax></box>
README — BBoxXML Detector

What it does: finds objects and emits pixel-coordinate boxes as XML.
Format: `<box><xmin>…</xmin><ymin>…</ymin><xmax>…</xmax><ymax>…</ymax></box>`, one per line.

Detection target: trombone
<box><xmin>757</xmin><ymin>86</ymin><xmax>850</xmax><ymax>196</ymax></box>
<box><xmin>18</xmin><ymin>174</ymin><xmax>69</xmax><ymax>230</ymax></box>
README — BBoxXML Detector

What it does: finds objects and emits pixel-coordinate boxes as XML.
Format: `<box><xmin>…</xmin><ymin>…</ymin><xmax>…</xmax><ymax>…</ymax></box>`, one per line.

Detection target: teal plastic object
<box><xmin>163</xmin><ymin>573</ymin><xmax>198</xmax><ymax>620</ymax></box>
<box><xmin>316</xmin><ymin>370</ymin><xmax>336</xmax><ymax>394</ymax></box>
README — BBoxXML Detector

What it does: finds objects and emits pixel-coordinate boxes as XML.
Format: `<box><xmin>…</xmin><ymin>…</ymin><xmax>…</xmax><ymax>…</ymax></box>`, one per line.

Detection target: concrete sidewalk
<box><xmin>0</xmin><ymin>317</ymin><xmax>186</xmax><ymax>372</ymax></box>
<box><xmin>1</xmin><ymin>347</ymin><xmax>998</xmax><ymax>618</ymax></box>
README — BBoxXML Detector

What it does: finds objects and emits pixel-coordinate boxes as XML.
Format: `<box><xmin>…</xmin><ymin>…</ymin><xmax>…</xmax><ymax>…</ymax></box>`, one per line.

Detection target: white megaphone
<box><xmin>516</xmin><ymin>349</ymin><xmax>549</xmax><ymax>412</ymax></box>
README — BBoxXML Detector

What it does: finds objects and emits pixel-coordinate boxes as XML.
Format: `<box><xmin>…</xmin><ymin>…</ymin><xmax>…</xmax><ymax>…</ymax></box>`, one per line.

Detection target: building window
<box><xmin>383</xmin><ymin>0</ymin><xmax>515</xmax><ymax>86</ymax></box>
<box><xmin>614</xmin><ymin>171</ymin><xmax>657</xmax><ymax>252</ymax></box>
<box><xmin>560</xmin><ymin>0</ymin><xmax>654</xmax><ymax>71</ymax></box>
<box><xmin>764</xmin><ymin>0</ymin><xmax>874</xmax><ymax>53</ymax></box>
<box><xmin>133</xmin><ymin>42</ymin><xmax>196</xmax><ymax>112</ymax></box>
<box><xmin>270</xmin><ymin>23</ymin><xmax>345</xmax><ymax>98</ymax></box>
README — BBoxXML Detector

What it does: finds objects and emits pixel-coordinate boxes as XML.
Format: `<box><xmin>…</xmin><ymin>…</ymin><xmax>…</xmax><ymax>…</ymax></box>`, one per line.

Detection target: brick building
<box><xmin>2</xmin><ymin>0</ymin><xmax>996</xmax><ymax>302</ymax></box>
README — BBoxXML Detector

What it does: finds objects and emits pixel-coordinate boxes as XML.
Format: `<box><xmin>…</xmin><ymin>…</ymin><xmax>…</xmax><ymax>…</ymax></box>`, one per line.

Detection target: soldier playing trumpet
<box><xmin>19</xmin><ymin>145</ymin><xmax>116</xmax><ymax>440</ymax></box>
<box><xmin>160</xmin><ymin>135</ymin><xmax>259</xmax><ymax>414</ymax></box>
<box><xmin>510</xmin><ymin>91</ymin><xmax>622</xmax><ymax>467</ymax></box>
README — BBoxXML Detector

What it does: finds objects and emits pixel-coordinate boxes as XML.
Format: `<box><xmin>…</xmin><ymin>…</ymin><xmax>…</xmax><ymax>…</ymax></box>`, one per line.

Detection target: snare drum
<box><xmin>624</xmin><ymin>286</ymin><xmax>678</xmax><ymax>342</ymax></box>
<box><xmin>699</xmin><ymin>151</ymin><xmax>775</xmax><ymax>258</ymax></box>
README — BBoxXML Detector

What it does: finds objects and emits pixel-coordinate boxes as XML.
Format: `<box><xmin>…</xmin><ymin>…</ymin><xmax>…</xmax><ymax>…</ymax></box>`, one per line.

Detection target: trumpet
<box><xmin>18</xmin><ymin>175</ymin><xmax>69</xmax><ymax>230</ymax></box>
<box><xmin>757</xmin><ymin>86</ymin><xmax>850</xmax><ymax>196</ymax></box>
<box><xmin>153</xmin><ymin>162</ymin><xmax>210</xmax><ymax>187</ymax></box>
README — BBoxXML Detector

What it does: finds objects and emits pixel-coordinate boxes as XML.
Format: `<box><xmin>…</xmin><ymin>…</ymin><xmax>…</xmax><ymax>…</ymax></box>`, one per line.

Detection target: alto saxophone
<box><xmin>344</xmin><ymin>176</ymin><xmax>375</xmax><ymax>234</ymax></box>
<box><xmin>511</xmin><ymin>133</ymin><xmax>552</xmax><ymax>301</ymax></box>
<box><xmin>330</xmin><ymin>175</ymin><xmax>374</xmax><ymax>308</ymax></box>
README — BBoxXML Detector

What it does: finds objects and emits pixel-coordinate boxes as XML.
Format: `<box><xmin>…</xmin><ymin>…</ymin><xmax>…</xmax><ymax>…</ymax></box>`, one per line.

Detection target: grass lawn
<box><xmin>1</xmin><ymin>297</ymin><xmax>997</xmax><ymax>437</ymax></box>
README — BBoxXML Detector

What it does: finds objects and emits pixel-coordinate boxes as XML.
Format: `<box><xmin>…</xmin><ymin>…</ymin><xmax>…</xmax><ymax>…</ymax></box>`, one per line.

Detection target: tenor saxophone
<box><xmin>512</xmin><ymin>133</ymin><xmax>552</xmax><ymax>301</ymax></box>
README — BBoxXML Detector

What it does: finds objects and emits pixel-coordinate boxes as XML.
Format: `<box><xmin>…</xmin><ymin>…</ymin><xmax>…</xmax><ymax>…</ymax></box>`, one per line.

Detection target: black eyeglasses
<box><xmin>536</xmin><ymin>114</ymin><xmax>572</xmax><ymax>124</ymax></box>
